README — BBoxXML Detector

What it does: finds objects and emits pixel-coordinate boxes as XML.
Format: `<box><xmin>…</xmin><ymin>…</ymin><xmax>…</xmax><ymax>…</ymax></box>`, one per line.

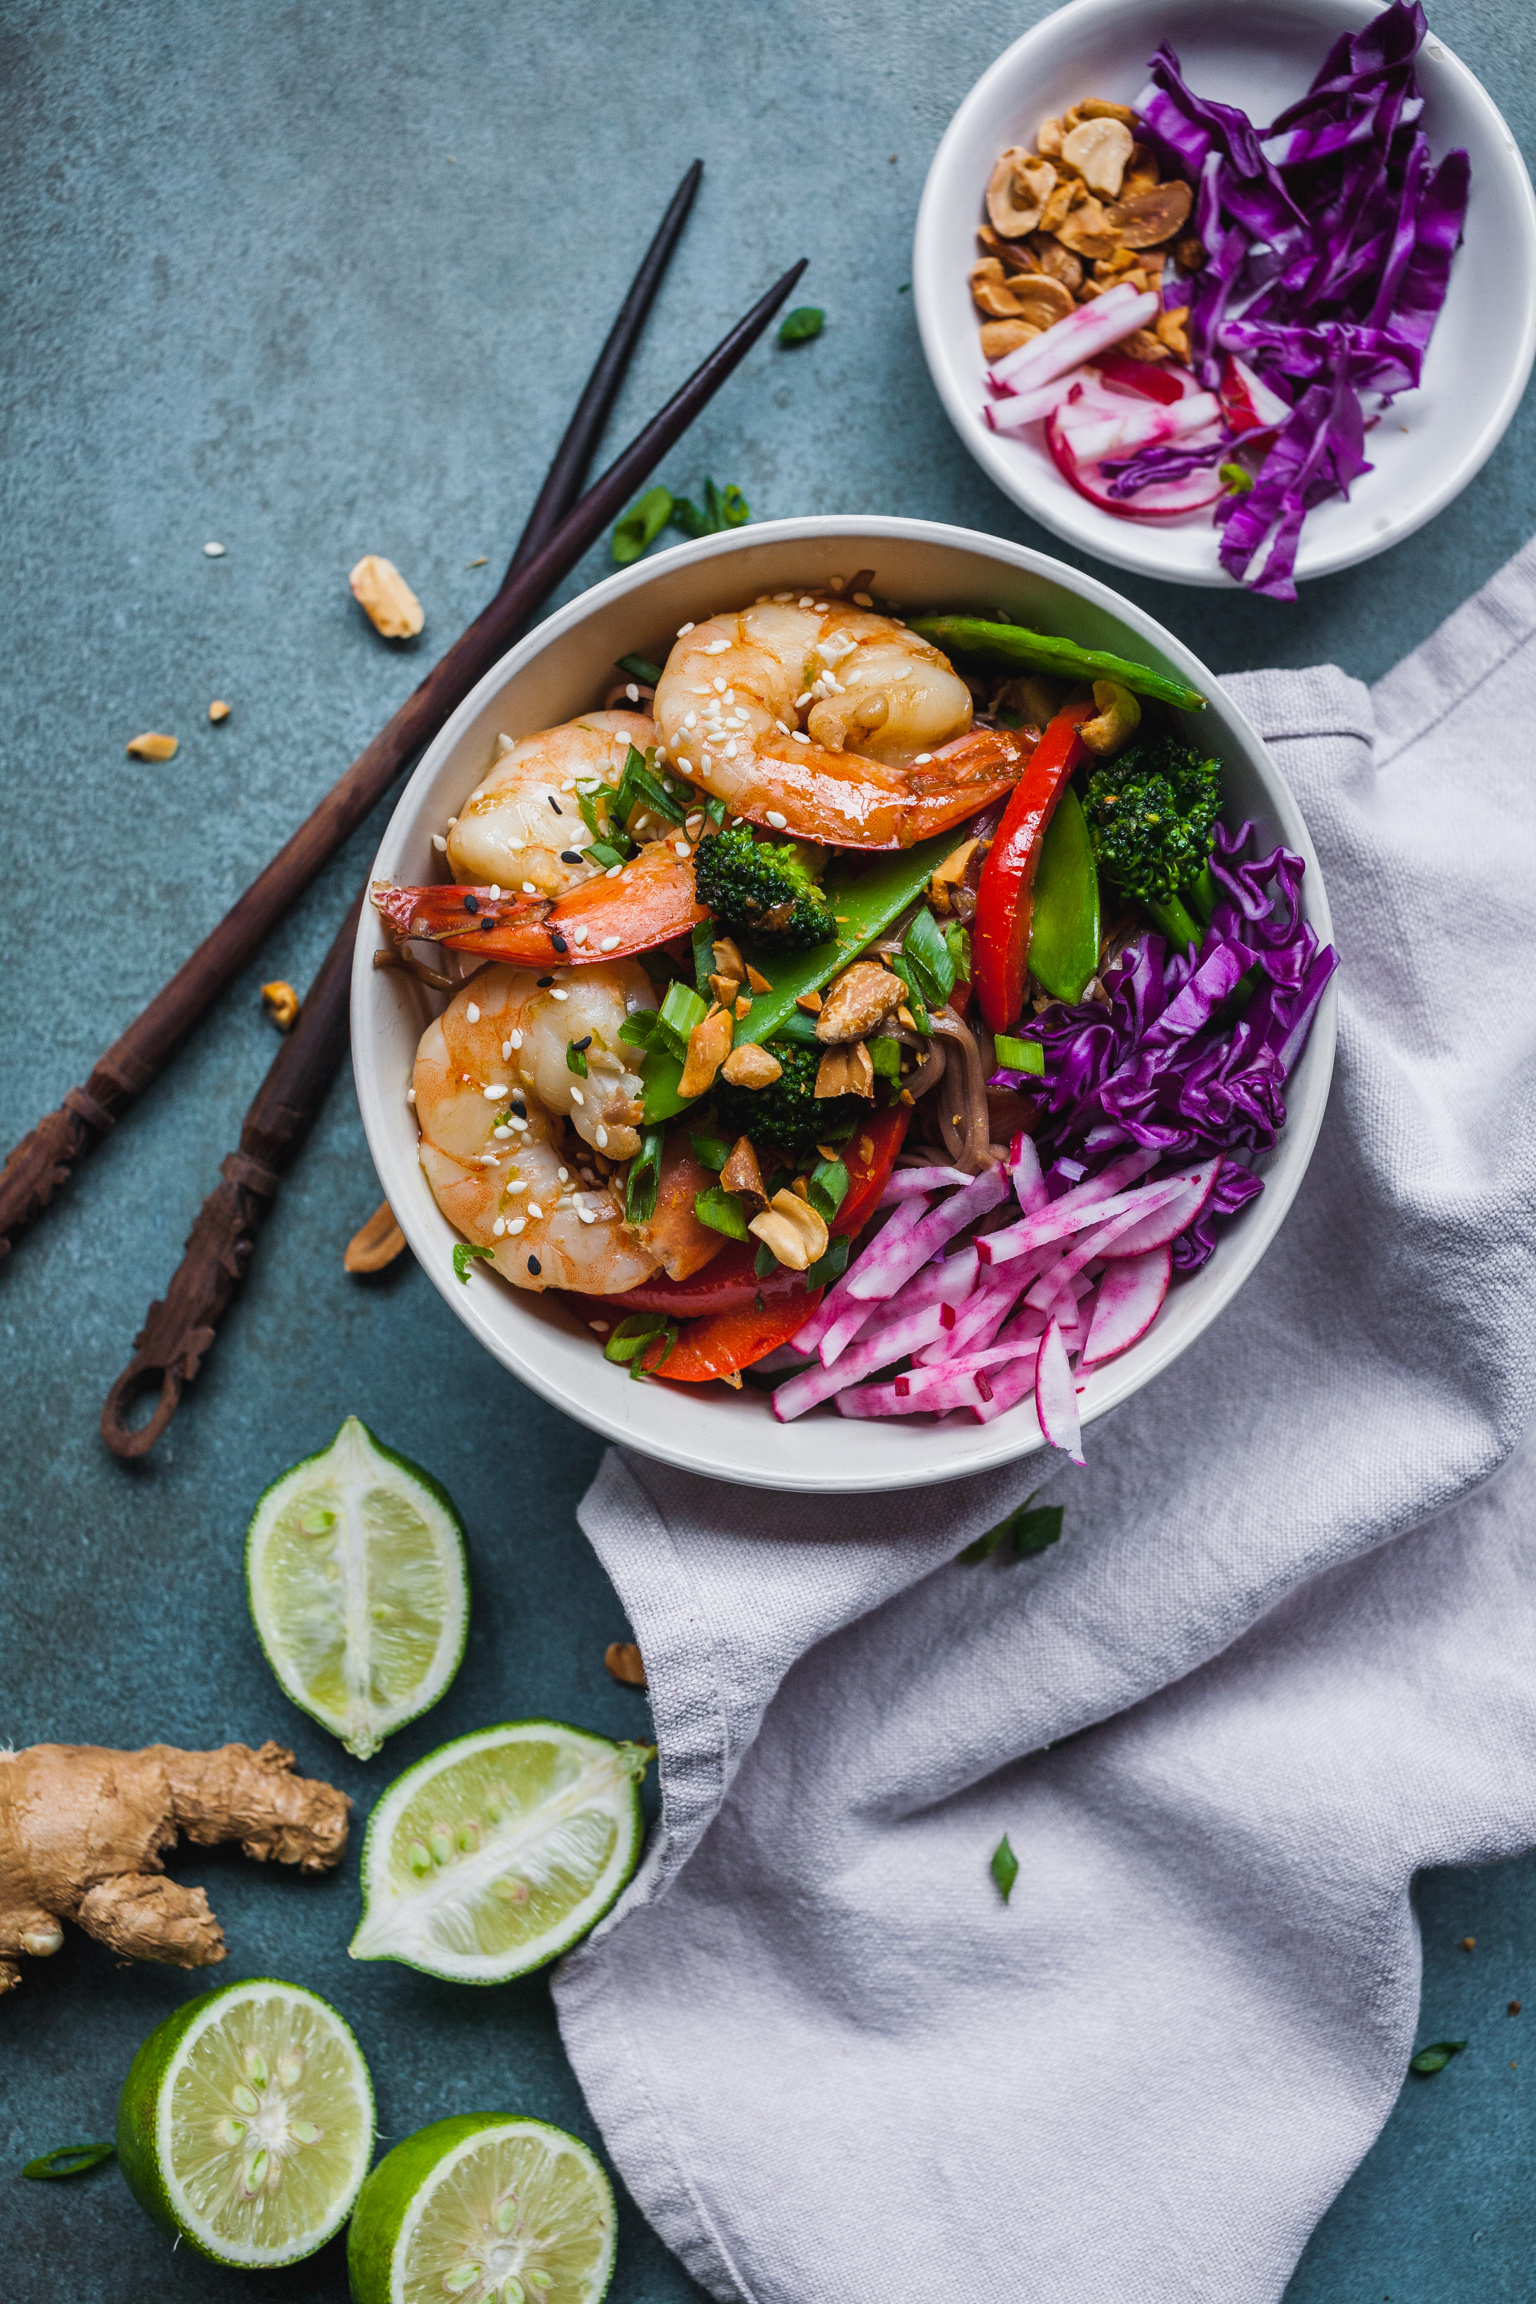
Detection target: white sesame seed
<box><xmin>713</xmin><ymin>678</ymin><xmax>727</xmax><ymax>693</ymax></box>
<box><xmin>767</xmin><ymin>810</ymin><xmax>787</xmax><ymax>829</ymax></box>
<box><xmin>572</xmin><ymin>924</ymin><xmax>589</xmax><ymax>945</ymax></box>
<box><xmin>527</xmin><ymin>1203</ymin><xmax>544</xmax><ymax>1220</ymax></box>
<box><xmin>508</xmin><ymin>1178</ymin><xmax>527</xmax><ymax>1193</ymax></box>
<box><xmin>676</xmin><ymin>621</ymin><xmax>695</xmax><ymax>637</ymax></box>
<box><xmin>853</xmin><ymin>592</ymin><xmax>873</xmax><ymax>607</ymax></box>
<box><xmin>774</xmin><ymin>590</ymin><xmax>793</xmax><ymax>601</ymax></box>
<box><xmin>493</xmin><ymin>1123</ymin><xmax>511</xmax><ymax>1139</ymax></box>
<box><xmin>447</xmin><ymin>815</ymin><xmax>458</xmax><ymax>827</ymax></box>
<box><xmin>489</xmin><ymin>884</ymin><xmax>501</xmax><ymax>900</ymax></box>
<box><xmin>674</xmin><ymin>839</ymin><xmax>691</xmax><ymax>857</ymax></box>
<box><xmin>684</xmin><ymin>711</ymin><xmax>698</xmax><ymax>729</ymax></box>
<box><xmin>501</xmin><ymin>1039</ymin><xmax>512</xmax><ymax>1059</ymax></box>
<box><xmin>522</xmin><ymin>881</ymin><xmax>537</xmax><ymax>895</ymax></box>
<box><xmin>432</xmin><ymin>833</ymin><xmax>448</xmax><ymax>853</ymax></box>
<box><xmin>507</xmin><ymin>836</ymin><xmax>525</xmax><ymax>850</ymax></box>
<box><xmin>580</xmin><ymin>1209</ymin><xmax>596</xmax><ymax>1225</ymax></box>
<box><xmin>776</xmin><ymin>718</ymin><xmax>791</xmax><ymax>734</ymax></box>
<box><xmin>492</xmin><ymin>1217</ymin><xmax>506</xmax><ymax>1236</ymax></box>
<box><xmin>203</xmin><ymin>539</ymin><xmax>227</xmax><ymax>557</ymax></box>
<box><xmin>509</xmin><ymin>1029</ymin><xmax>523</xmax><ymax>1049</ymax></box>
<box><xmin>798</xmin><ymin>595</ymin><xmax>813</xmax><ymax>607</ymax></box>
<box><xmin>724</xmin><ymin>743</ymin><xmax>738</xmax><ymax>760</ymax></box>
<box><xmin>470</xmin><ymin>787</ymin><xmax>487</xmax><ymax>799</ymax></box>
<box><xmin>406</xmin><ymin>1086</ymin><xmax>416</xmax><ymax>1104</ymax></box>
<box><xmin>626</xmin><ymin>682</ymin><xmax>640</xmax><ymax>702</ymax></box>
<box><xmin>483</xmin><ymin>1083</ymin><xmax>506</xmax><ymax>1100</ymax></box>
<box><xmin>570</xmin><ymin>1086</ymin><xmax>585</xmax><ymax>1107</ymax></box>
<box><xmin>557</xmin><ymin>1166</ymin><xmax>569</xmax><ymax>1182</ymax></box>
<box><xmin>605</xmin><ymin>862</ymin><xmax>622</xmax><ymax>878</ymax></box>
<box><xmin>551</xmin><ymin>988</ymin><xmax>569</xmax><ymax>1000</ymax></box>
<box><xmin>600</xmin><ymin>935</ymin><xmax>620</xmax><ymax>951</ymax></box>
<box><xmin>913</xmin><ymin>752</ymin><xmax>933</xmax><ymax>764</ymax></box>
<box><xmin>507</xmin><ymin>1217</ymin><xmax>526</xmax><ymax>1235</ymax></box>
<box><xmin>723</xmin><ymin>690</ymin><xmax>735</xmax><ymax>704</ymax></box>
<box><xmin>595</xmin><ymin>1125</ymin><xmax>609</xmax><ymax>1148</ymax></box>
<box><xmin>791</xmin><ymin>730</ymin><xmax>811</xmax><ymax>745</ymax></box>
<box><xmin>466</xmin><ymin>1002</ymin><xmax>480</xmax><ymax>1022</ymax></box>
<box><xmin>705</xmin><ymin>638</ymin><xmax>729</xmax><ymax>655</ymax></box>
<box><xmin>795</xmin><ymin>691</ymin><xmax>812</xmax><ymax>707</ymax></box>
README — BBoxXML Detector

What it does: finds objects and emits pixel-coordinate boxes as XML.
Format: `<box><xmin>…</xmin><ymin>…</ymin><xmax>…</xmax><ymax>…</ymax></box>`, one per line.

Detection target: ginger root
<box><xmin>0</xmin><ymin>1741</ymin><xmax>349</xmax><ymax>1995</ymax></box>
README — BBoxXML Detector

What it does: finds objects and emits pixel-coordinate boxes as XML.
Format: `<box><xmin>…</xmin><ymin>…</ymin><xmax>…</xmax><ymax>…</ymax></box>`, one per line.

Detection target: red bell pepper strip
<box><xmin>973</xmin><ymin>701</ymin><xmax>1093</xmax><ymax>1034</ymax></box>
<box><xmin>639</xmin><ymin>1293</ymin><xmax>818</xmax><ymax>1383</ymax></box>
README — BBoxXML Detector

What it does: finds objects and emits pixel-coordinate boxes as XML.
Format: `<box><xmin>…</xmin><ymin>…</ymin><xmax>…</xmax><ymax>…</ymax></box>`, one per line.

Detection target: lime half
<box><xmin>350</xmin><ymin>1722</ymin><xmax>650</xmax><ymax>1983</ymax></box>
<box><xmin>116</xmin><ymin>1978</ymin><xmax>374</xmax><ymax>2267</ymax></box>
<box><xmin>348</xmin><ymin>2113</ymin><xmax>615</xmax><ymax>2304</ymax></box>
<box><xmin>247</xmin><ymin>1416</ymin><xmax>469</xmax><ymax>1760</ymax></box>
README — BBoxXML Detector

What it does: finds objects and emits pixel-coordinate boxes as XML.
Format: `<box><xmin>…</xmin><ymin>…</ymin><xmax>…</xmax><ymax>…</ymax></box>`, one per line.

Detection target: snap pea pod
<box><xmin>1026</xmin><ymin>784</ymin><xmax>1100</xmax><ymax>1005</ymax></box>
<box><xmin>910</xmin><ymin>615</ymin><xmax>1206</xmax><ymax>712</ymax></box>
<box><xmin>641</xmin><ymin>833</ymin><xmax>954</xmax><ymax>1123</ymax></box>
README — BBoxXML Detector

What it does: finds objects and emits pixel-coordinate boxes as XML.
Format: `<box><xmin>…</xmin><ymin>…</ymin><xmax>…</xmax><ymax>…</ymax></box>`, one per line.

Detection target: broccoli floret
<box><xmin>709</xmin><ymin>1040</ymin><xmax>866</xmax><ymax>1162</ymax></box>
<box><xmin>693</xmin><ymin>823</ymin><xmax>837</xmax><ymax>951</ymax></box>
<box><xmin>1084</xmin><ymin>735</ymin><xmax>1222</xmax><ymax>953</ymax></box>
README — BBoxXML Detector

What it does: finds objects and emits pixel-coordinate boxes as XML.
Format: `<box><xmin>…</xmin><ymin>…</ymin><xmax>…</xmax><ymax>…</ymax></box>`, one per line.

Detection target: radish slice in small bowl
<box><xmin>1046</xmin><ymin>406</ymin><xmax>1229</xmax><ymax>520</ymax></box>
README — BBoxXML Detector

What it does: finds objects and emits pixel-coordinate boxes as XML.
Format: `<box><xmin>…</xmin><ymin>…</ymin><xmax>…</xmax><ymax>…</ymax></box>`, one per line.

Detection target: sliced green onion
<box><xmin>565</xmin><ymin>1041</ymin><xmax>589</xmax><ymax>1078</ymax></box>
<box><xmin>889</xmin><ymin>954</ymin><xmax>930</xmax><ymax>1035</ymax></box>
<box><xmin>993</xmin><ymin>1034</ymin><xmax>1044</xmax><ymax>1076</ymax></box>
<box><xmin>658</xmin><ymin>979</ymin><xmax>708</xmax><ymax>1056</ymax></box>
<box><xmin>611</xmin><ymin>486</ymin><xmax>674</xmax><ymax>567</ymax></box>
<box><xmin>584</xmin><ymin>840</ymin><xmax>631</xmax><ymax>870</ymax></box>
<box><xmin>692</xmin><ymin>919</ymin><xmax>717</xmax><ymax>999</ymax></box>
<box><xmin>807</xmin><ymin>1156</ymin><xmax>849</xmax><ymax>1221</ymax></box>
<box><xmin>689</xmin><ymin>1130</ymin><xmax>732</xmax><ymax>1171</ymax></box>
<box><xmin>615</xmin><ymin>743</ymin><xmax>685</xmax><ymax>829</ymax></box>
<box><xmin>624</xmin><ymin>1126</ymin><xmax>666</xmax><ymax>1225</ymax></box>
<box><xmin>868</xmin><ymin>1035</ymin><xmax>902</xmax><ymax>1082</ymax></box>
<box><xmin>618</xmin><ymin>1009</ymin><xmax>661</xmax><ymax>1050</ymax></box>
<box><xmin>603</xmin><ymin>1311</ymin><xmax>677</xmax><ymax>1378</ymax></box>
<box><xmin>1218</xmin><ymin>462</ymin><xmax>1255</xmax><ymax>495</ymax></box>
<box><xmin>753</xmin><ymin>1239</ymin><xmax>778</xmax><ymax>1280</ymax></box>
<box><xmin>452</xmin><ymin>1243</ymin><xmax>495</xmax><ymax>1283</ymax></box>
<box><xmin>778</xmin><ymin>306</ymin><xmax>825</xmax><ymax>345</ymax></box>
<box><xmin>942</xmin><ymin>920</ymin><xmax>972</xmax><ymax>982</ymax></box>
<box><xmin>615</xmin><ymin>652</ymin><xmax>664</xmax><ymax>686</ymax></box>
<box><xmin>22</xmin><ymin>2142</ymin><xmax>116</xmax><ymax>2181</ymax></box>
<box><xmin>805</xmin><ymin>1232</ymin><xmax>851</xmax><ymax>1289</ymax></box>
<box><xmin>693</xmin><ymin>1185</ymin><xmax>751</xmax><ymax>1241</ymax></box>
<box><xmin>704</xmin><ymin>795</ymin><xmax>727</xmax><ymax>829</ymax></box>
<box><xmin>669</xmin><ymin>479</ymin><xmax>752</xmax><ymax>540</ymax></box>
<box><xmin>903</xmin><ymin>907</ymin><xmax>956</xmax><ymax>1006</ymax></box>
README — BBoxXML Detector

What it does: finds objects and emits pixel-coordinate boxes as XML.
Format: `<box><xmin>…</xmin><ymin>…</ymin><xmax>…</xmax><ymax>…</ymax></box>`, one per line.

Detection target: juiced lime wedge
<box><xmin>350</xmin><ymin>1722</ymin><xmax>650</xmax><ymax>1983</ymax></box>
<box><xmin>347</xmin><ymin>2113</ymin><xmax>615</xmax><ymax>2304</ymax></box>
<box><xmin>115</xmin><ymin>1978</ymin><xmax>374</xmax><ymax>2267</ymax></box>
<box><xmin>246</xmin><ymin>1416</ymin><xmax>469</xmax><ymax>1760</ymax></box>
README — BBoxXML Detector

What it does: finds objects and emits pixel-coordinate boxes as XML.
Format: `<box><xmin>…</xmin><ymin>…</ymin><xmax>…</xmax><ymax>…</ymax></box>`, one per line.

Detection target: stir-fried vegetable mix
<box><xmin>378</xmin><ymin>583</ymin><xmax>1332</xmax><ymax>1438</ymax></box>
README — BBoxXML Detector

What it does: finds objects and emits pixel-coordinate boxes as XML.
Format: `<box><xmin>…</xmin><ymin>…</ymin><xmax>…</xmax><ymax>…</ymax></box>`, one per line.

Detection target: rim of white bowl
<box><xmin>352</xmin><ymin>516</ymin><xmax>1335</xmax><ymax>1492</ymax></box>
<box><xmin>914</xmin><ymin>0</ymin><xmax>1536</xmax><ymax>588</ymax></box>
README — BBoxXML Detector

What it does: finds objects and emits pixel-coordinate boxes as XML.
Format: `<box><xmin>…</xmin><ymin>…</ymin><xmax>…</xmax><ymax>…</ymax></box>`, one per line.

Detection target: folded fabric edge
<box><xmin>1220</xmin><ymin>662</ymin><xmax>1374</xmax><ymax>750</ymax></box>
<box><xmin>1371</xmin><ymin>532</ymin><xmax>1536</xmax><ymax>766</ymax></box>
<box><xmin>554</xmin><ymin>1942</ymin><xmax>748</xmax><ymax>2303</ymax></box>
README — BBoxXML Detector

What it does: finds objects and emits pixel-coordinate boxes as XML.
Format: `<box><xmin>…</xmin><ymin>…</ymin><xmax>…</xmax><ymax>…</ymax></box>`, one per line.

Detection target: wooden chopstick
<box><xmin>0</xmin><ymin>203</ymin><xmax>801</xmax><ymax>1260</ymax></box>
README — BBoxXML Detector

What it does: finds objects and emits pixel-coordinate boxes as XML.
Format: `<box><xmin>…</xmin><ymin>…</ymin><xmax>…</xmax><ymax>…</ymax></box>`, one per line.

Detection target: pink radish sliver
<box><xmin>1081</xmin><ymin>1244</ymin><xmax>1173</xmax><ymax>1367</ymax></box>
<box><xmin>1035</xmin><ymin>1317</ymin><xmax>1084</xmax><ymax>1465</ymax></box>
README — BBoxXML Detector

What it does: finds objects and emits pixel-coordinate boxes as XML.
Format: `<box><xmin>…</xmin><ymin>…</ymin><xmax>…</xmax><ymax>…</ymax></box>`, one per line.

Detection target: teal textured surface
<box><xmin>1</xmin><ymin>2</ymin><xmax>1531</xmax><ymax>2298</ymax></box>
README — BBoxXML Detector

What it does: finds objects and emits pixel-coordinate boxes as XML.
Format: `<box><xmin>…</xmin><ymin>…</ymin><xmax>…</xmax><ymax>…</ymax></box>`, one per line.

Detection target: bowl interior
<box><xmin>353</xmin><ymin>517</ymin><xmax>1335</xmax><ymax>1492</ymax></box>
<box><xmin>914</xmin><ymin>0</ymin><xmax>1536</xmax><ymax>588</ymax></box>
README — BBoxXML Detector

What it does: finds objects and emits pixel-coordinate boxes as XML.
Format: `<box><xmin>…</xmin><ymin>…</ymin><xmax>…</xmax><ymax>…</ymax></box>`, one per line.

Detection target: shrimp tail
<box><xmin>898</xmin><ymin>725</ymin><xmax>1038</xmax><ymax>844</ymax></box>
<box><xmin>372</xmin><ymin>841</ymin><xmax>706</xmax><ymax>966</ymax></box>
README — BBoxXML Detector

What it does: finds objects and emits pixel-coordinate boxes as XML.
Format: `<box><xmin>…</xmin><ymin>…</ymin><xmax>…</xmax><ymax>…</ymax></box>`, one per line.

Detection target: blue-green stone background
<box><xmin>2</xmin><ymin>0</ymin><xmax>1531</xmax><ymax>2294</ymax></box>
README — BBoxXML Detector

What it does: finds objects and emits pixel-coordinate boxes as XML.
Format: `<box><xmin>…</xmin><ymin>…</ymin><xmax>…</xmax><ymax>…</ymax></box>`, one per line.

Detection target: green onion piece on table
<box><xmin>909</xmin><ymin>615</ymin><xmax>1206</xmax><ymax>712</ymax></box>
<box><xmin>990</xmin><ymin>1835</ymin><xmax>1019</xmax><ymax>1904</ymax></box>
<box><xmin>1409</xmin><ymin>2040</ymin><xmax>1468</xmax><ymax>2075</ymax></box>
<box><xmin>669</xmin><ymin>480</ymin><xmax>751</xmax><ymax>539</ymax></box>
<box><xmin>611</xmin><ymin>486</ymin><xmax>673</xmax><ymax>567</ymax></box>
<box><xmin>22</xmin><ymin>2141</ymin><xmax>116</xmax><ymax>2181</ymax></box>
<box><xmin>778</xmin><ymin>306</ymin><xmax>825</xmax><ymax>345</ymax></box>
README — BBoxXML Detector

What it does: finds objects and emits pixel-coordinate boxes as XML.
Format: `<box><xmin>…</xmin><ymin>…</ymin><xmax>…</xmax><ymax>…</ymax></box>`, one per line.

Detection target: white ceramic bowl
<box><xmin>352</xmin><ymin>517</ymin><xmax>1335</xmax><ymax>1492</ymax></box>
<box><xmin>914</xmin><ymin>0</ymin><xmax>1536</xmax><ymax>588</ymax></box>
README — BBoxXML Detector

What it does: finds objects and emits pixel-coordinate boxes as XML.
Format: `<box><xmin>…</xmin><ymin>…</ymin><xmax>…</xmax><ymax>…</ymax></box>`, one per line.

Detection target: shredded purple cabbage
<box><xmin>1101</xmin><ymin>426</ymin><xmax>1236</xmax><ymax>500</ymax></box>
<box><xmin>1133</xmin><ymin>1</ymin><xmax>1468</xmax><ymax>598</ymax></box>
<box><xmin>990</xmin><ymin>825</ymin><xmax>1337</xmax><ymax>1272</ymax></box>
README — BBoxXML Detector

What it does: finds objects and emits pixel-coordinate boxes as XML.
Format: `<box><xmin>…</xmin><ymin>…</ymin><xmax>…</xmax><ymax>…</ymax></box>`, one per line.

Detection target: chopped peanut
<box><xmin>126</xmin><ymin>731</ymin><xmax>178</xmax><ymax>761</ymax></box>
<box><xmin>678</xmin><ymin>1005</ymin><xmax>734</xmax><ymax>1099</ymax></box>
<box><xmin>720</xmin><ymin>1042</ymin><xmax>783</xmax><ymax>1089</ymax></box>
<box><xmin>816</xmin><ymin>961</ymin><xmax>902</xmax><ymax>1043</ymax></box>
<box><xmin>748</xmin><ymin>1189</ymin><xmax>829</xmax><ymax>1273</ymax></box>
<box><xmin>720</xmin><ymin>1136</ymin><xmax>768</xmax><ymax>1207</ymax></box>
<box><xmin>349</xmin><ymin>554</ymin><xmax>424</xmax><ymax>639</ymax></box>
<box><xmin>744</xmin><ymin>962</ymin><xmax>773</xmax><ymax>995</ymax></box>
<box><xmin>261</xmin><ymin>980</ymin><xmax>300</xmax><ymax>1031</ymax></box>
<box><xmin>816</xmin><ymin>1041</ymin><xmax>876</xmax><ymax>1099</ymax></box>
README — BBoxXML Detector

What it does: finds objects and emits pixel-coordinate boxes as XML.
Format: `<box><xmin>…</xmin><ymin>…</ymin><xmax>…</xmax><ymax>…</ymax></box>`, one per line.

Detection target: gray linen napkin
<box><xmin>553</xmin><ymin>540</ymin><xmax>1536</xmax><ymax>2304</ymax></box>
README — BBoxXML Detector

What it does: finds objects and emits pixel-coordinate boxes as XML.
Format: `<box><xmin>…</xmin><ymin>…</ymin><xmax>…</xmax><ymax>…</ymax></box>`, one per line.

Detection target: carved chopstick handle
<box><xmin>101</xmin><ymin>896</ymin><xmax>361</xmax><ymax>1461</ymax></box>
<box><xmin>0</xmin><ymin>1054</ymin><xmax>156</xmax><ymax>1254</ymax></box>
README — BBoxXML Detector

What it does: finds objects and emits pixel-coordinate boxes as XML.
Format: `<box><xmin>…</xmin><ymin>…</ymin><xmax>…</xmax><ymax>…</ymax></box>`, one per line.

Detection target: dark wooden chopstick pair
<box><xmin>0</xmin><ymin>165</ymin><xmax>803</xmax><ymax>1452</ymax></box>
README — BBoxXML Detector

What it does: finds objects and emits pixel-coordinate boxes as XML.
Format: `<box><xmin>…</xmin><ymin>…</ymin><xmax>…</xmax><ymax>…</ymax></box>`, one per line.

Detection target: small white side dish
<box><xmin>914</xmin><ymin>0</ymin><xmax>1536</xmax><ymax>588</ymax></box>
<box><xmin>352</xmin><ymin>517</ymin><xmax>1335</xmax><ymax>1493</ymax></box>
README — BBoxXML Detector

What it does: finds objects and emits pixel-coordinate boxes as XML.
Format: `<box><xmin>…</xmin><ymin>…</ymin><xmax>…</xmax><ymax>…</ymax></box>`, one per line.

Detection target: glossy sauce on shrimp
<box><xmin>653</xmin><ymin>596</ymin><xmax>1028</xmax><ymax>848</ymax></box>
<box><xmin>445</xmin><ymin>710</ymin><xmax>654</xmax><ymax>896</ymax></box>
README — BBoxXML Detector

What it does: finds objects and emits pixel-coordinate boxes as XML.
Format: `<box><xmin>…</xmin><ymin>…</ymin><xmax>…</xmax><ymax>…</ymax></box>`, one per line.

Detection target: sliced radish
<box><xmin>1054</xmin><ymin>387</ymin><xmax>1223</xmax><ymax>467</ymax></box>
<box><xmin>1220</xmin><ymin>353</ymin><xmax>1292</xmax><ymax>436</ymax></box>
<box><xmin>1094</xmin><ymin>349</ymin><xmax>1196</xmax><ymax>404</ymax></box>
<box><xmin>1097</xmin><ymin>1157</ymin><xmax>1221</xmax><ymax>1258</ymax></box>
<box><xmin>1081</xmin><ymin>1244</ymin><xmax>1173</xmax><ymax>1366</ymax></box>
<box><xmin>1034</xmin><ymin>1318</ymin><xmax>1084</xmax><ymax>1464</ymax></box>
<box><xmin>1046</xmin><ymin>408</ymin><xmax>1229</xmax><ymax>520</ymax></box>
<box><xmin>985</xmin><ymin>376</ymin><xmax>1077</xmax><ymax>434</ymax></box>
<box><xmin>988</xmin><ymin>283</ymin><xmax>1159</xmax><ymax>395</ymax></box>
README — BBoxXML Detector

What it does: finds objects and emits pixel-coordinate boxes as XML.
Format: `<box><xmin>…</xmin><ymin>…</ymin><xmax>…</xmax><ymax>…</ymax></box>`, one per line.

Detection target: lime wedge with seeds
<box><xmin>348</xmin><ymin>2113</ymin><xmax>615</xmax><ymax>2304</ymax></box>
<box><xmin>350</xmin><ymin>1722</ymin><xmax>651</xmax><ymax>1983</ymax></box>
<box><xmin>247</xmin><ymin>1416</ymin><xmax>469</xmax><ymax>1761</ymax></box>
<box><xmin>116</xmin><ymin>1978</ymin><xmax>374</xmax><ymax>2268</ymax></box>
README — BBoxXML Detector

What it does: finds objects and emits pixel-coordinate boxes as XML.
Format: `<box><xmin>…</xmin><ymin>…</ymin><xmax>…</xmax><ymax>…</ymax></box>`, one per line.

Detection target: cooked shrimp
<box><xmin>653</xmin><ymin>596</ymin><xmax>1032</xmax><ymax>848</ymax></box>
<box><xmin>445</xmin><ymin>710</ymin><xmax>654</xmax><ymax>896</ymax></box>
<box><xmin>413</xmin><ymin>965</ymin><xmax>662</xmax><ymax>1295</ymax></box>
<box><xmin>375</xmin><ymin>835</ymin><xmax>705</xmax><ymax>969</ymax></box>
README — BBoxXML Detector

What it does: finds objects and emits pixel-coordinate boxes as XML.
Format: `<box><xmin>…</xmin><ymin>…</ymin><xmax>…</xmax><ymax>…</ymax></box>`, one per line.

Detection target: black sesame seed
<box><xmin>560</xmin><ymin>849</ymin><xmax>583</xmax><ymax>864</ymax></box>
<box><xmin>536</xmin><ymin>975</ymin><xmax>554</xmax><ymax>987</ymax></box>
<box><xmin>481</xmin><ymin>917</ymin><xmax>496</xmax><ymax>929</ymax></box>
<box><xmin>528</xmin><ymin>1255</ymin><xmax>542</xmax><ymax>1275</ymax></box>
<box><xmin>463</xmin><ymin>893</ymin><xmax>479</xmax><ymax>913</ymax></box>
<box><xmin>572</xmin><ymin>1035</ymin><xmax>592</xmax><ymax>1051</ymax></box>
<box><xmin>547</xmin><ymin>796</ymin><xmax>563</xmax><ymax>814</ymax></box>
<box><xmin>551</xmin><ymin>932</ymin><xmax>569</xmax><ymax>953</ymax></box>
